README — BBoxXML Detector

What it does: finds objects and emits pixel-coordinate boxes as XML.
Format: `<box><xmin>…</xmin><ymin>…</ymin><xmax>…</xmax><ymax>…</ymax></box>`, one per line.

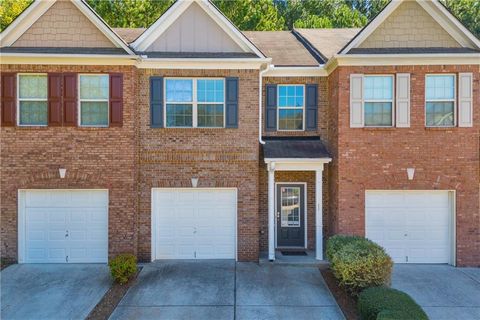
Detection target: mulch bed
<box><xmin>86</xmin><ymin>267</ymin><xmax>142</xmax><ymax>320</ymax></box>
<box><xmin>321</xmin><ymin>268</ymin><xmax>359</xmax><ymax>320</ymax></box>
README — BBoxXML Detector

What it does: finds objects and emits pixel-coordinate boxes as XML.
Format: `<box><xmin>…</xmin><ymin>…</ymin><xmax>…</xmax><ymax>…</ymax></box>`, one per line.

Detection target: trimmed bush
<box><xmin>330</xmin><ymin>238</ymin><xmax>393</xmax><ymax>294</ymax></box>
<box><xmin>109</xmin><ymin>254</ymin><xmax>137</xmax><ymax>284</ymax></box>
<box><xmin>325</xmin><ymin>235</ymin><xmax>364</xmax><ymax>261</ymax></box>
<box><xmin>358</xmin><ymin>286</ymin><xmax>428</xmax><ymax>320</ymax></box>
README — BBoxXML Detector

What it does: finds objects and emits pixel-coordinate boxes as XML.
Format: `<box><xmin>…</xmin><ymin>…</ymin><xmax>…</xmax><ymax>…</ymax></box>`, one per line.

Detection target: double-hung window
<box><xmin>79</xmin><ymin>74</ymin><xmax>109</xmax><ymax>127</ymax></box>
<box><xmin>18</xmin><ymin>74</ymin><xmax>48</xmax><ymax>126</ymax></box>
<box><xmin>425</xmin><ymin>75</ymin><xmax>455</xmax><ymax>127</ymax></box>
<box><xmin>165</xmin><ymin>78</ymin><xmax>225</xmax><ymax>128</ymax></box>
<box><xmin>278</xmin><ymin>85</ymin><xmax>304</xmax><ymax>130</ymax></box>
<box><xmin>364</xmin><ymin>75</ymin><xmax>394</xmax><ymax>127</ymax></box>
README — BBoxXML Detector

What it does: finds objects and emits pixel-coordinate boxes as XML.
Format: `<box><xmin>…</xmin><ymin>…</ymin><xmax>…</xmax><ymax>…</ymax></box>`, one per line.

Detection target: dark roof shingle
<box><xmin>262</xmin><ymin>137</ymin><xmax>330</xmax><ymax>159</ymax></box>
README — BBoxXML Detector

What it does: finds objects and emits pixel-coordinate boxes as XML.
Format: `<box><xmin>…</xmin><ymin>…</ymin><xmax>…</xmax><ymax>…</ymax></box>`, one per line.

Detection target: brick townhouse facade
<box><xmin>1</xmin><ymin>0</ymin><xmax>479</xmax><ymax>266</ymax></box>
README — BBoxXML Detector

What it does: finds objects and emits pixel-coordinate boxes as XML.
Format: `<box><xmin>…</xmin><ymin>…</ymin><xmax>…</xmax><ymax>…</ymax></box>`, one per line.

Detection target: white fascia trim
<box><xmin>1</xmin><ymin>55</ymin><xmax>137</xmax><ymax>66</ymax></box>
<box><xmin>419</xmin><ymin>0</ymin><xmax>480</xmax><ymax>49</ymax></box>
<box><xmin>333</xmin><ymin>53</ymin><xmax>480</xmax><ymax>67</ymax></box>
<box><xmin>0</xmin><ymin>0</ymin><xmax>54</xmax><ymax>47</ymax></box>
<box><xmin>340</xmin><ymin>0</ymin><xmax>402</xmax><ymax>54</ymax></box>
<box><xmin>264</xmin><ymin>158</ymin><xmax>332</xmax><ymax>164</ymax></box>
<box><xmin>263</xmin><ymin>65</ymin><xmax>327</xmax><ymax>77</ymax></box>
<box><xmin>137</xmin><ymin>57</ymin><xmax>271</xmax><ymax>69</ymax></box>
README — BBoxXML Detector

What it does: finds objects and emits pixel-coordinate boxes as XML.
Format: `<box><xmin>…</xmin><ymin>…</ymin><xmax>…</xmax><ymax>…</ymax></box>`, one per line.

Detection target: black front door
<box><xmin>276</xmin><ymin>184</ymin><xmax>305</xmax><ymax>247</ymax></box>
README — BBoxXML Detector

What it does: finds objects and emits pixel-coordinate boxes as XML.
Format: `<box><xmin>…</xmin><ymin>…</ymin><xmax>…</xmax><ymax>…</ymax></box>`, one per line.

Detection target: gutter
<box><xmin>258</xmin><ymin>63</ymin><xmax>271</xmax><ymax>145</ymax></box>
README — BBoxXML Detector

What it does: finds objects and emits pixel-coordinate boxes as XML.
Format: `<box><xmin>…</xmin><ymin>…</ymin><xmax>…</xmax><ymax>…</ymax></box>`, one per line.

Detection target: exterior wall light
<box><xmin>59</xmin><ymin>168</ymin><xmax>67</xmax><ymax>179</ymax></box>
<box><xmin>407</xmin><ymin>168</ymin><xmax>415</xmax><ymax>180</ymax></box>
<box><xmin>191</xmin><ymin>177</ymin><xmax>199</xmax><ymax>188</ymax></box>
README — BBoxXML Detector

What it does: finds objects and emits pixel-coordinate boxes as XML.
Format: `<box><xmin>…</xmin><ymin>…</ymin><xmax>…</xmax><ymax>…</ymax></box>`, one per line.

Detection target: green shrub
<box><xmin>358</xmin><ymin>286</ymin><xmax>428</xmax><ymax>320</ymax></box>
<box><xmin>330</xmin><ymin>238</ymin><xmax>393</xmax><ymax>294</ymax></box>
<box><xmin>325</xmin><ymin>235</ymin><xmax>364</xmax><ymax>261</ymax></box>
<box><xmin>109</xmin><ymin>254</ymin><xmax>137</xmax><ymax>284</ymax></box>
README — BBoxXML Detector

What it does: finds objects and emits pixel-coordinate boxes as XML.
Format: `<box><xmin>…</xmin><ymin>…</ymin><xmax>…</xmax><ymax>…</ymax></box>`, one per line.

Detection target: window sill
<box><xmin>361</xmin><ymin>127</ymin><xmax>396</xmax><ymax>131</ymax></box>
<box><xmin>424</xmin><ymin>126</ymin><xmax>457</xmax><ymax>131</ymax></box>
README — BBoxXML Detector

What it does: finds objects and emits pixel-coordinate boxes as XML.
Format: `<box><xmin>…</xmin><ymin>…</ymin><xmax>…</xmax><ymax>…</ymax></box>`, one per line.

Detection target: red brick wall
<box><xmin>1</xmin><ymin>64</ymin><xmax>138</xmax><ymax>263</ymax></box>
<box><xmin>329</xmin><ymin>65</ymin><xmax>480</xmax><ymax>266</ymax></box>
<box><xmin>136</xmin><ymin>69</ymin><xmax>260</xmax><ymax>262</ymax></box>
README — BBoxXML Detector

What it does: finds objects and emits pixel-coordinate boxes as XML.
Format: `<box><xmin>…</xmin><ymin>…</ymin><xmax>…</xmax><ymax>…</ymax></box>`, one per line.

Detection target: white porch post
<box><xmin>315</xmin><ymin>167</ymin><xmax>324</xmax><ymax>260</ymax></box>
<box><xmin>267</xmin><ymin>162</ymin><xmax>276</xmax><ymax>261</ymax></box>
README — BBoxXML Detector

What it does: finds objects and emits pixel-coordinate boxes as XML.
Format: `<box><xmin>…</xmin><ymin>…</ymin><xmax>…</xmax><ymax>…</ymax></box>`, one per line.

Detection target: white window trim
<box><xmin>425</xmin><ymin>74</ymin><xmax>457</xmax><ymax>128</ymax></box>
<box><xmin>78</xmin><ymin>74</ymin><xmax>110</xmax><ymax>128</ymax></box>
<box><xmin>277</xmin><ymin>84</ymin><xmax>305</xmax><ymax>131</ymax></box>
<box><xmin>363</xmin><ymin>74</ymin><xmax>395</xmax><ymax>128</ymax></box>
<box><xmin>279</xmin><ymin>186</ymin><xmax>302</xmax><ymax>228</ymax></box>
<box><xmin>16</xmin><ymin>73</ymin><xmax>48</xmax><ymax>127</ymax></box>
<box><xmin>164</xmin><ymin>77</ymin><xmax>226</xmax><ymax>128</ymax></box>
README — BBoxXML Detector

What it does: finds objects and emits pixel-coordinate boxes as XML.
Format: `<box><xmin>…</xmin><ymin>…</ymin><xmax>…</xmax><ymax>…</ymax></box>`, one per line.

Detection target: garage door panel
<box><xmin>366</xmin><ymin>191</ymin><xmax>452</xmax><ymax>264</ymax></box>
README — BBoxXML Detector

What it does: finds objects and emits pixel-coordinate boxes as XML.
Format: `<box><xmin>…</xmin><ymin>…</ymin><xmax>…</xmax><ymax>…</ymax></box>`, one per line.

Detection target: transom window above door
<box><xmin>364</xmin><ymin>75</ymin><xmax>394</xmax><ymax>127</ymax></box>
<box><xmin>278</xmin><ymin>85</ymin><xmax>304</xmax><ymax>131</ymax></box>
<box><xmin>18</xmin><ymin>74</ymin><xmax>48</xmax><ymax>126</ymax></box>
<box><xmin>165</xmin><ymin>78</ymin><xmax>225</xmax><ymax>128</ymax></box>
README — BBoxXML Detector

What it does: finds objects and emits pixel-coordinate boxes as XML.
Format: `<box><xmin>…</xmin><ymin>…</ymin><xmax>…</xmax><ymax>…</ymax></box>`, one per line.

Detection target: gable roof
<box><xmin>113</xmin><ymin>28</ymin><xmax>146</xmax><ymax>44</ymax></box>
<box><xmin>340</xmin><ymin>0</ymin><xmax>480</xmax><ymax>54</ymax></box>
<box><xmin>131</xmin><ymin>0</ymin><xmax>265</xmax><ymax>58</ymax></box>
<box><xmin>0</xmin><ymin>0</ymin><xmax>134</xmax><ymax>55</ymax></box>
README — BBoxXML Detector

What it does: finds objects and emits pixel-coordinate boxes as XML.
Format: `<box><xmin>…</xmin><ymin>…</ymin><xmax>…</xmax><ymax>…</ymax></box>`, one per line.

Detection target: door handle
<box><xmin>276</xmin><ymin>212</ymin><xmax>280</xmax><ymax>219</ymax></box>
<box><xmin>65</xmin><ymin>230</ymin><xmax>69</xmax><ymax>238</ymax></box>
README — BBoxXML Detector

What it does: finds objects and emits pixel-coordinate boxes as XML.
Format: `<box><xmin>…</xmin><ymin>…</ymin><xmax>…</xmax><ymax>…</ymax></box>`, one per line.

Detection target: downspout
<box><xmin>258</xmin><ymin>63</ymin><xmax>271</xmax><ymax>145</ymax></box>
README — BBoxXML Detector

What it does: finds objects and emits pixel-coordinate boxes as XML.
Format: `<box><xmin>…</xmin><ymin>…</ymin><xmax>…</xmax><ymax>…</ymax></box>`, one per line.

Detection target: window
<box><xmin>278</xmin><ymin>85</ymin><xmax>304</xmax><ymax>130</ymax></box>
<box><xmin>18</xmin><ymin>74</ymin><xmax>48</xmax><ymax>126</ymax></box>
<box><xmin>165</xmin><ymin>78</ymin><xmax>224</xmax><ymax>128</ymax></box>
<box><xmin>425</xmin><ymin>75</ymin><xmax>455</xmax><ymax>127</ymax></box>
<box><xmin>79</xmin><ymin>74</ymin><xmax>109</xmax><ymax>127</ymax></box>
<box><xmin>364</xmin><ymin>75</ymin><xmax>393</xmax><ymax>127</ymax></box>
<box><xmin>280</xmin><ymin>187</ymin><xmax>301</xmax><ymax>227</ymax></box>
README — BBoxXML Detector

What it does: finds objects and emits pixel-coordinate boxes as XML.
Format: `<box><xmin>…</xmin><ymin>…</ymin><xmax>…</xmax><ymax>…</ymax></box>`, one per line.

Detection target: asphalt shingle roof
<box><xmin>262</xmin><ymin>137</ymin><xmax>330</xmax><ymax>159</ymax></box>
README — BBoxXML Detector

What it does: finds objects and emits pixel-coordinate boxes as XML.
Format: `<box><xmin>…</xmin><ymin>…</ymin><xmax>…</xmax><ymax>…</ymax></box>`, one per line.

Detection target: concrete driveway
<box><xmin>1</xmin><ymin>264</ymin><xmax>110</xmax><ymax>320</ymax></box>
<box><xmin>392</xmin><ymin>265</ymin><xmax>480</xmax><ymax>320</ymax></box>
<box><xmin>111</xmin><ymin>260</ymin><xmax>344</xmax><ymax>320</ymax></box>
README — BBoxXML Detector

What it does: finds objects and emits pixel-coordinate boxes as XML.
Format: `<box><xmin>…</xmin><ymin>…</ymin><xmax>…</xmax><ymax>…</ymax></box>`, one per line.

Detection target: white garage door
<box><xmin>19</xmin><ymin>190</ymin><xmax>108</xmax><ymax>263</ymax></box>
<box><xmin>366</xmin><ymin>191</ymin><xmax>453</xmax><ymax>264</ymax></box>
<box><xmin>152</xmin><ymin>188</ymin><xmax>236</xmax><ymax>260</ymax></box>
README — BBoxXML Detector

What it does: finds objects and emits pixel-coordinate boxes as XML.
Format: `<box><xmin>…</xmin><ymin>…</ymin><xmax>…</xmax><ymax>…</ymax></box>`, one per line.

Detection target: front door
<box><xmin>276</xmin><ymin>184</ymin><xmax>305</xmax><ymax>247</ymax></box>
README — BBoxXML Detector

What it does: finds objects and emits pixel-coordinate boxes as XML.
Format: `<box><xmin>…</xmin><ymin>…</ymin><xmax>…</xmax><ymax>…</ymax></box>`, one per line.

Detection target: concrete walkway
<box><xmin>392</xmin><ymin>265</ymin><xmax>480</xmax><ymax>320</ymax></box>
<box><xmin>111</xmin><ymin>260</ymin><xmax>344</xmax><ymax>320</ymax></box>
<box><xmin>1</xmin><ymin>264</ymin><xmax>110</xmax><ymax>320</ymax></box>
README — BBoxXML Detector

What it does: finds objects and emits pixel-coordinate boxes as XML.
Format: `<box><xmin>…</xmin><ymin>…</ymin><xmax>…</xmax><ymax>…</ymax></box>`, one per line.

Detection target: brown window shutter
<box><xmin>63</xmin><ymin>73</ymin><xmax>77</xmax><ymax>126</ymax></box>
<box><xmin>1</xmin><ymin>73</ymin><xmax>16</xmax><ymax>126</ymax></box>
<box><xmin>109</xmin><ymin>73</ymin><xmax>123</xmax><ymax>127</ymax></box>
<box><xmin>48</xmin><ymin>73</ymin><xmax>63</xmax><ymax>126</ymax></box>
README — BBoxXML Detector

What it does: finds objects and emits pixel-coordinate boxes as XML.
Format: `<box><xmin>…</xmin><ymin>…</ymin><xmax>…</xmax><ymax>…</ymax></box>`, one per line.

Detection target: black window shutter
<box><xmin>150</xmin><ymin>76</ymin><xmax>163</xmax><ymax>128</ymax></box>
<box><xmin>225</xmin><ymin>77</ymin><xmax>238</xmax><ymax>128</ymax></box>
<box><xmin>305</xmin><ymin>84</ymin><xmax>318</xmax><ymax>131</ymax></box>
<box><xmin>265</xmin><ymin>84</ymin><xmax>277</xmax><ymax>131</ymax></box>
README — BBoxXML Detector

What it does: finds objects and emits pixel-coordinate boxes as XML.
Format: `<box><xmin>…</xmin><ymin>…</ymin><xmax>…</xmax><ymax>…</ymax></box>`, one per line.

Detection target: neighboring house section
<box><xmin>1</xmin><ymin>0</ymin><xmax>479</xmax><ymax>266</ymax></box>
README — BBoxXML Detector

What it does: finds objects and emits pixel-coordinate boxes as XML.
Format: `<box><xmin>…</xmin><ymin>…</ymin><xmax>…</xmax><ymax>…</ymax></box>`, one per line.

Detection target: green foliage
<box><xmin>0</xmin><ymin>0</ymin><xmax>33</xmax><ymax>31</ymax></box>
<box><xmin>109</xmin><ymin>254</ymin><xmax>137</xmax><ymax>284</ymax></box>
<box><xmin>442</xmin><ymin>0</ymin><xmax>480</xmax><ymax>39</ymax></box>
<box><xmin>330</xmin><ymin>237</ymin><xmax>393</xmax><ymax>294</ymax></box>
<box><xmin>325</xmin><ymin>234</ymin><xmax>364</xmax><ymax>261</ymax></box>
<box><xmin>358</xmin><ymin>286</ymin><xmax>429</xmax><ymax>320</ymax></box>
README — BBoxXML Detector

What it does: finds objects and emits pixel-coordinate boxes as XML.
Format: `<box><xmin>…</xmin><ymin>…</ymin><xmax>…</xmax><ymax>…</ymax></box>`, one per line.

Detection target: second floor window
<box><xmin>425</xmin><ymin>75</ymin><xmax>455</xmax><ymax>127</ymax></box>
<box><xmin>79</xmin><ymin>74</ymin><xmax>109</xmax><ymax>127</ymax></box>
<box><xmin>364</xmin><ymin>75</ymin><xmax>393</xmax><ymax>127</ymax></box>
<box><xmin>165</xmin><ymin>78</ymin><xmax>225</xmax><ymax>128</ymax></box>
<box><xmin>18</xmin><ymin>74</ymin><xmax>48</xmax><ymax>126</ymax></box>
<box><xmin>278</xmin><ymin>85</ymin><xmax>304</xmax><ymax>130</ymax></box>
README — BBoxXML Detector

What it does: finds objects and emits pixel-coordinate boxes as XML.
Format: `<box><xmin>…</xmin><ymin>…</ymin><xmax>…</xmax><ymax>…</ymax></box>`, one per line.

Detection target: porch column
<box><xmin>267</xmin><ymin>162</ymin><xmax>276</xmax><ymax>261</ymax></box>
<box><xmin>315</xmin><ymin>167</ymin><xmax>324</xmax><ymax>260</ymax></box>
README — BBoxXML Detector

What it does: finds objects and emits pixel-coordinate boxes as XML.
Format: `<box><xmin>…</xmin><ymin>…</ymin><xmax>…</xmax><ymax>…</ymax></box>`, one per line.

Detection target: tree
<box><xmin>0</xmin><ymin>0</ymin><xmax>33</xmax><ymax>31</ymax></box>
<box><xmin>441</xmin><ymin>0</ymin><xmax>480</xmax><ymax>39</ymax></box>
<box><xmin>213</xmin><ymin>0</ymin><xmax>285</xmax><ymax>31</ymax></box>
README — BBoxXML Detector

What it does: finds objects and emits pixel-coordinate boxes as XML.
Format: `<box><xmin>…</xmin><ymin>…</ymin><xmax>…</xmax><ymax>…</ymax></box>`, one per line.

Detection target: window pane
<box><xmin>81</xmin><ymin>102</ymin><xmax>109</xmax><ymax>126</ymax></box>
<box><xmin>80</xmin><ymin>75</ymin><xmax>109</xmax><ymax>99</ymax></box>
<box><xmin>426</xmin><ymin>102</ymin><xmax>454</xmax><ymax>126</ymax></box>
<box><xmin>364</xmin><ymin>102</ymin><xmax>392</xmax><ymax>126</ymax></box>
<box><xmin>166</xmin><ymin>79</ymin><xmax>193</xmax><ymax>102</ymax></box>
<box><xmin>278</xmin><ymin>85</ymin><xmax>304</xmax><ymax>108</ymax></box>
<box><xmin>426</xmin><ymin>75</ymin><xmax>454</xmax><ymax>100</ymax></box>
<box><xmin>197</xmin><ymin>79</ymin><xmax>224</xmax><ymax>103</ymax></box>
<box><xmin>166</xmin><ymin>104</ymin><xmax>193</xmax><ymax>127</ymax></box>
<box><xmin>364</xmin><ymin>76</ymin><xmax>393</xmax><ymax>100</ymax></box>
<box><xmin>198</xmin><ymin>104</ymin><xmax>224</xmax><ymax>127</ymax></box>
<box><xmin>278</xmin><ymin>109</ymin><xmax>303</xmax><ymax>130</ymax></box>
<box><xmin>19</xmin><ymin>75</ymin><xmax>47</xmax><ymax>99</ymax></box>
<box><xmin>19</xmin><ymin>101</ymin><xmax>47</xmax><ymax>125</ymax></box>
